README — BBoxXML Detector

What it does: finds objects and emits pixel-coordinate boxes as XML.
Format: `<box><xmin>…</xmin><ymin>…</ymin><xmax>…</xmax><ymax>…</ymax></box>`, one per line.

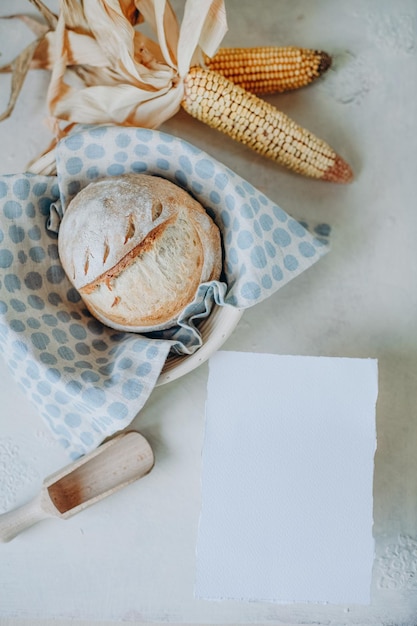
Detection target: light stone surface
<box><xmin>1</xmin><ymin>0</ymin><xmax>417</xmax><ymax>624</ymax></box>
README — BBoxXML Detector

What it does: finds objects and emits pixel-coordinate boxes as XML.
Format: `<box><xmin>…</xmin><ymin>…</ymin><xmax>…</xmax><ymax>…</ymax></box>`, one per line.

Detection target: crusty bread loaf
<box><xmin>58</xmin><ymin>174</ymin><xmax>222</xmax><ymax>332</ymax></box>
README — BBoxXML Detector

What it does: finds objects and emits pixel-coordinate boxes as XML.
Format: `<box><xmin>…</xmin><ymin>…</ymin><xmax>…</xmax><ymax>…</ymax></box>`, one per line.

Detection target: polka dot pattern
<box><xmin>56</xmin><ymin>125</ymin><xmax>328</xmax><ymax>307</ymax></box>
<box><xmin>0</xmin><ymin>125</ymin><xmax>329</xmax><ymax>459</ymax></box>
<box><xmin>0</xmin><ymin>171</ymin><xmax>171</xmax><ymax>459</ymax></box>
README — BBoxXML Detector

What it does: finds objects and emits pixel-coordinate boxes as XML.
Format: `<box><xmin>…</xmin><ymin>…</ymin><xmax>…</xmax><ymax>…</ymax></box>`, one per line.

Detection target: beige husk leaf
<box><xmin>0</xmin><ymin>0</ymin><xmax>227</xmax><ymax>143</ymax></box>
<box><xmin>0</xmin><ymin>1</ymin><xmax>353</xmax><ymax>182</ymax></box>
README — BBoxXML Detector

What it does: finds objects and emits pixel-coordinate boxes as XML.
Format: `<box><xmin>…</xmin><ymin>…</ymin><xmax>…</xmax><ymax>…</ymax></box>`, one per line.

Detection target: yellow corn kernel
<box><xmin>204</xmin><ymin>46</ymin><xmax>332</xmax><ymax>95</ymax></box>
<box><xmin>182</xmin><ymin>66</ymin><xmax>352</xmax><ymax>183</ymax></box>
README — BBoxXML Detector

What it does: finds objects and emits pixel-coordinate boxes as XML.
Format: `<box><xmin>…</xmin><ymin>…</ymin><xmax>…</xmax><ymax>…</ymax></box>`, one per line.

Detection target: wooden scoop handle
<box><xmin>0</xmin><ymin>492</ymin><xmax>54</xmax><ymax>543</ymax></box>
<box><xmin>0</xmin><ymin>432</ymin><xmax>154</xmax><ymax>542</ymax></box>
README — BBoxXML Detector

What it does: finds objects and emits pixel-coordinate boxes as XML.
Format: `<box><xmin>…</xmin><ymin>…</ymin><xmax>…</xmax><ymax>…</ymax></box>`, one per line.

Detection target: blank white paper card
<box><xmin>196</xmin><ymin>352</ymin><xmax>378</xmax><ymax>605</ymax></box>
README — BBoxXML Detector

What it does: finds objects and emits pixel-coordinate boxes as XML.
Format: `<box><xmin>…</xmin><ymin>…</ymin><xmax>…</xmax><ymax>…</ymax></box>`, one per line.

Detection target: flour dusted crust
<box><xmin>58</xmin><ymin>174</ymin><xmax>222</xmax><ymax>332</ymax></box>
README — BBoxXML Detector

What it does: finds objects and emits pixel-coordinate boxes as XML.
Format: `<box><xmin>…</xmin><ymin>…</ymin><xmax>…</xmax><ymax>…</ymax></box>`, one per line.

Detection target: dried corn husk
<box><xmin>0</xmin><ymin>1</ymin><xmax>352</xmax><ymax>182</ymax></box>
<box><xmin>1</xmin><ymin>0</ymin><xmax>227</xmax><ymax>130</ymax></box>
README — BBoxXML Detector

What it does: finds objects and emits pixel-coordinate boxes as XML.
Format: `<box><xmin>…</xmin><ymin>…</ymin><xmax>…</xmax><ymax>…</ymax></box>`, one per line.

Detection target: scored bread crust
<box><xmin>58</xmin><ymin>174</ymin><xmax>222</xmax><ymax>332</ymax></box>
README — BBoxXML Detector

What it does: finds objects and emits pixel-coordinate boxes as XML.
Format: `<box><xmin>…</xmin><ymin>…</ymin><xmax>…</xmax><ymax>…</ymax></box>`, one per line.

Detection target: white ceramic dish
<box><xmin>156</xmin><ymin>305</ymin><xmax>243</xmax><ymax>385</ymax></box>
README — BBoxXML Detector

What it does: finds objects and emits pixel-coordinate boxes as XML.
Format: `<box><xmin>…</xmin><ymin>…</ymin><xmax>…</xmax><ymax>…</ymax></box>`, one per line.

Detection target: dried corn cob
<box><xmin>182</xmin><ymin>66</ymin><xmax>352</xmax><ymax>183</ymax></box>
<box><xmin>1</xmin><ymin>1</ymin><xmax>352</xmax><ymax>183</ymax></box>
<box><xmin>205</xmin><ymin>46</ymin><xmax>332</xmax><ymax>95</ymax></box>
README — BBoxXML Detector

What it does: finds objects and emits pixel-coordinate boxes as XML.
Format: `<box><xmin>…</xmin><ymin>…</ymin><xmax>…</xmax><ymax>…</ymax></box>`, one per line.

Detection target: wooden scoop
<box><xmin>0</xmin><ymin>431</ymin><xmax>154</xmax><ymax>542</ymax></box>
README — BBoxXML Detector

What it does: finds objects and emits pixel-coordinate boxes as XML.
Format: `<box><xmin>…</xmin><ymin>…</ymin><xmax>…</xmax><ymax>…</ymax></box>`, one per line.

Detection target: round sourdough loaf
<box><xmin>58</xmin><ymin>174</ymin><xmax>222</xmax><ymax>332</ymax></box>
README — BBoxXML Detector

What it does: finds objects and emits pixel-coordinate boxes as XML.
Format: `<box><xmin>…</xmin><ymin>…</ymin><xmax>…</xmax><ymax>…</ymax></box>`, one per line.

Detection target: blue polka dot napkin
<box><xmin>0</xmin><ymin>125</ymin><xmax>328</xmax><ymax>459</ymax></box>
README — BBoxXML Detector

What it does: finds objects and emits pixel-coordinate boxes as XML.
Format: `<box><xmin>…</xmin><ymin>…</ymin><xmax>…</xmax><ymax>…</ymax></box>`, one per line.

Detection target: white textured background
<box><xmin>1</xmin><ymin>1</ymin><xmax>417</xmax><ymax>625</ymax></box>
